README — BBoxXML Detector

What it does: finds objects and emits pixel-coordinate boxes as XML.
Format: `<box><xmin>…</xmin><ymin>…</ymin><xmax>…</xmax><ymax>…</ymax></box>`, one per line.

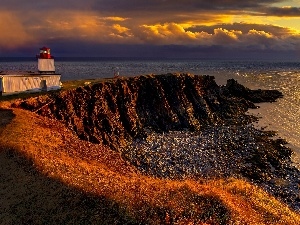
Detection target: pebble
<box><xmin>121</xmin><ymin>124</ymin><xmax>300</xmax><ymax>211</ymax></box>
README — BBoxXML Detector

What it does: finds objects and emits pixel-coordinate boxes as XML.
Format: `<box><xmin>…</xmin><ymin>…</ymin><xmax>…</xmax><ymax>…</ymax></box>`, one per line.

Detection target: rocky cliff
<box><xmin>12</xmin><ymin>73</ymin><xmax>300</xmax><ymax>211</ymax></box>
<box><xmin>13</xmin><ymin>73</ymin><xmax>282</xmax><ymax>150</ymax></box>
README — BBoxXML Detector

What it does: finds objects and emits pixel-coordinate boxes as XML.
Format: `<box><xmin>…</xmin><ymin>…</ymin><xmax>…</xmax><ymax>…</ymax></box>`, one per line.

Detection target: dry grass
<box><xmin>0</xmin><ymin>106</ymin><xmax>300</xmax><ymax>224</ymax></box>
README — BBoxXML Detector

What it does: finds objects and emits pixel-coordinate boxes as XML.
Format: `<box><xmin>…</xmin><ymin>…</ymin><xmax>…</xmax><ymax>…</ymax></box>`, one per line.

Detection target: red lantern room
<box><xmin>37</xmin><ymin>46</ymin><xmax>55</xmax><ymax>73</ymax></box>
<box><xmin>38</xmin><ymin>47</ymin><xmax>53</xmax><ymax>59</ymax></box>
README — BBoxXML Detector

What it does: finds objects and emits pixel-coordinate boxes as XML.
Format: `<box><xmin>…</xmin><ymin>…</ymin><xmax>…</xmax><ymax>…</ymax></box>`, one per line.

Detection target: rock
<box><xmin>13</xmin><ymin>74</ymin><xmax>280</xmax><ymax>150</ymax></box>
<box><xmin>224</xmin><ymin>78</ymin><xmax>283</xmax><ymax>103</ymax></box>
<box><xmin>12</xmin><ymin>73</ymin><xmax>300</xmax><ymax>210</ymax></box>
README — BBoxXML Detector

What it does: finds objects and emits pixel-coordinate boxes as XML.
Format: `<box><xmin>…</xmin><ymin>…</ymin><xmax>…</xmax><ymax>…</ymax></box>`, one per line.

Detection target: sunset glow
<box><xmin>1</xmin><ymin>0</ymin><xmax>300</xmax><ymax>58</ymax></box>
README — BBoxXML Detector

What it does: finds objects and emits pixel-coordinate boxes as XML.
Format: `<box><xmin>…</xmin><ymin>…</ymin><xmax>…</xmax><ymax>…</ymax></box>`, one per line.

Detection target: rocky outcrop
<box><xmin>13</xmin><ymin>73</ymin><xmax>282</xmax><ymax>150</ymax></box>
<box><xmin>223</xmin><ymin>79</ymin><xmax>283</xmax><ymax>103</ymax></box>
<box><xmin>13</xmin><ymin>73</ymin><xmax>300</xmax><ymax>210</ymax></box>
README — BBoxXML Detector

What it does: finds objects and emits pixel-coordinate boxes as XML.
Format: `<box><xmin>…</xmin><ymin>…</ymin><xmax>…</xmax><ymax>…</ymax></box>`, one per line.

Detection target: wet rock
<box><xmin>224</xmin><ymin>79</ymin><xmax>283</xmax><ymax>103</ymax></box>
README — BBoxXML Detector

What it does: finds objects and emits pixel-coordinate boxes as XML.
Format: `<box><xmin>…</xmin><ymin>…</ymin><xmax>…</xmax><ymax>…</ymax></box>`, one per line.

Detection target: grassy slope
<box><xmin>0</xmin><ymin>107</ymin><xmax>299</xmax><ymax>224</ymax></box>
<box><xmin>1</xmin><ymin>80</ymin><xmax>300</xmax><ymax>224</ymax></box>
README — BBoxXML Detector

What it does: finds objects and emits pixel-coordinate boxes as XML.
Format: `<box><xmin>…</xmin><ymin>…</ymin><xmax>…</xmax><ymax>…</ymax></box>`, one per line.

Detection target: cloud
<box><xmin>22</xmin><ymin>11</ymin><xmax>134</xmax><ymax>44</ymax></box>
<box><xmin>134</xmin><ymin>23</ymin><xmax>196</xmax><ymax>44</ymax></box>
<box><xmin>0</xmin><ymin>0</ymin><xmax>300</xmax><ymax>57</ymax></box>
<box><xmin>91</xmin><ymin>0</ymin><xmax>284</xmax><ymax>13</ymax></box>
<box><xmin>1</xmin><ymin>1</ymin><xmax>297</xmax><ymax>25</ymax></box>
<box><xmin>132</xmin><ymin>22</ymin><xmax>300</xmax><ymax>51</ymax></box>
<box><xmin>212</xmin><ymin>28</ymin><xmax>242</xmax><ymax>44</ymax></box>
<box><xmin>0</xmin><ymin>12</ymin><xmax>33</xmax><ymax>50</ymax></box>
<box><xmin>0</xmin><ymin>0</ymin><xmax>94</xmax><ymax>11</ymax></box>
<box><xmin>102</xmin><ymin>17</ymin><xmax>129</xmax><ymax>22</ymax></box>
<box><xmin>187</xmin><ymin>23</ymin><xmax>296</xmax><ymax>37</ymax></box>
<box><xmin>264</xmin><ymin>6</ymin><xmax>300</xmax><ymax>17</ymax></box>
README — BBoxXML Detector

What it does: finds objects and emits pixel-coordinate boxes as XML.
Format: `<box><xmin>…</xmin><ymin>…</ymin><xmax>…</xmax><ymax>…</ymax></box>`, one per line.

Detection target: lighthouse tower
<box><xmin>0</xmin><ymin>47</ymin><xmax>61</xmax><ymax>96</ymax></box>
<box><xmin>37</xmin><ymin>47</ymin><xmax>55</xmax><ymax>73</ymax></box>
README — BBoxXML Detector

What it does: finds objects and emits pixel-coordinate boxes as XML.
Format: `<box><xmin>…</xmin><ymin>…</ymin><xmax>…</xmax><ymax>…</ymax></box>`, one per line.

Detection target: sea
<box><xmin>1</xmin><ymin>57</ymin><xmax>299</xmax><ymax>166</ymax></box>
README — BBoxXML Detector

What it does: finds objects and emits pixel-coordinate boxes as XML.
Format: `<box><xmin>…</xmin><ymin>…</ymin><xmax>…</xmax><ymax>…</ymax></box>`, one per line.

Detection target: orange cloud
<box><xmin>132</xmin><ymin>21</ymin><xmax>300</xmax><ymax>51</ymax></box>
<box><xmin>135</xmin><ymin>23</ymin><xmax>246</xmax><ymax>46</ymax></box>
<box><xmin>247</xmin><ymin>29</ymin><xmax>274</xmax><ymax>38</ymax></box>
<box><xmin>25</xmin><ymin>11</ymin><xmax>133</xmax><ymax>43</ymax></box>
<box><xmin>102</xmin><ymin>17</ymin><xmax>129</xmax><ymax>22</ymax></box>
<box><xmin>0</xmin><ymin>11</ymin><xmax>33</xmax><ymax>49</ymax></box>
<box><xmin>213</xmin><ymin>28</ymin><xmax>242</xmax><ymax>44</ymax></box>
<box><xmin>1</xmin><ymin>8</ymin><xmax>300</xmax><ymax>54</ymax></box>
<box><xmin>136</xmin><ymin>23</ymin><xmax>196</xmax><ymax>44</ymax></box>
<box><xmin>112</xmin><ymin>24</ymin><xmax>130</xmax><ymax>34</ymax></box>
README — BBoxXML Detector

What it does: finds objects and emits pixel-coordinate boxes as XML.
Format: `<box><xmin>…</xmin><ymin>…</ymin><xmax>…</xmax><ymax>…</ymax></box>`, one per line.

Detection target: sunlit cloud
<box><xmin>130</xmin><ymin>21</ymin><xmax>300</xmax><ymax>52</ymax></box>
<box><xmin>112</xmin><ymin>24</ymin><xmax>130</xmax><ymax>34</ymax></box>
<box><xmin>21</xmin><ymin>11</ymin><xmax>133</xmax><ymax>44</ymax></box>
<box><xmin>0</xmin><ymin>0</ymin><xmax>300</xmax><ymax>56</ymax></box>
<box><xmin>134</xmin><ymin>23</ymin><xmax>197</xmax><ymax>44</ymax></box>
<box><xmin>0</xmin><ymin>11</ymin><xmax>33</xmax><ymax>50</ymax></box>
<box><xmin>172</xmin><ymin>14</ymin><xmax>234</xmax><ymax>27</ymax></box>
<box><xmin>102</xmin><ymin>17</ymin><xmax>129</xmax><ymax>22</ymax></box>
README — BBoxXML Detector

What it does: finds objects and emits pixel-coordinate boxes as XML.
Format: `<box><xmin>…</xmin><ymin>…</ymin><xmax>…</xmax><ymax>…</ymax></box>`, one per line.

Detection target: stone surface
<box><xmin>12</xmin><ymin>73</ymin><xmax>300</xmax><ymax>210</ymax></box>
<box><xmin>13</xmin><ymin>73</ymin><xmax>282</xmax><ymax>150</ymax></box>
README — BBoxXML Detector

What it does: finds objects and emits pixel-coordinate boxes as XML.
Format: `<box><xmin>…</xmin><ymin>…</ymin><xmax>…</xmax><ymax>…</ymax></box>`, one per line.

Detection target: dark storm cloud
<box><xmin>1</xmin><ymin>0</ymin><xmax>299</xmax><ymax>27</ymax></box>
<box><xmin>91</xmin><ymin>0</ymin><xmax>282</xmax><ymax>12</ymax></box>
<box><xmin>0</xmin><ymin>0</ymin><xmax>300</xmax><ymax>58</ymax></box>
<box><xmin>264</xmin><ymin>7</ymin><xmax>300</xmax><ymax>17</ymax></box>
<box><xmin>0</xmin><ymin>0</ymin><xmax>288</xmax><ymax>14</ymax></box>
<box><xmin>0</xmin><ymin>0</ymin><xmax>92</xmax><ymax>11</ymax></box>
<box><xmin>34</xmin><ymin>40</ymin><xmax>300</xmax><ymax>61</ymax></box>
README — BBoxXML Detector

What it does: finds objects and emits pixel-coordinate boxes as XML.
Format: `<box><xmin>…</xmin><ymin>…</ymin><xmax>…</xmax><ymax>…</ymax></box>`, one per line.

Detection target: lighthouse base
<box><xmin>0</xmin><ymin>73</ymin><xmax>61</xmax><ymax>96</ymax></box>
<box><xmin>38</xmin><ymin>58</ymin><xmax>55</xmax><ymax>73</ymax></box>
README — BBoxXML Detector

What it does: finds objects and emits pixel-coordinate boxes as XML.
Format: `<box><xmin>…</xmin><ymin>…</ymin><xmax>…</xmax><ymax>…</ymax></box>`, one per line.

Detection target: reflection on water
<box><xmin>238</xmin><ymin>71</ymin><xmax>300</xmax><ymax>167</ymax></box>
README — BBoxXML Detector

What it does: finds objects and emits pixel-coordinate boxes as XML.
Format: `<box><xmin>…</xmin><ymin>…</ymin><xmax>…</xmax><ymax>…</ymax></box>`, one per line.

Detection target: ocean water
<box><xmin>1</xmin><ymin>57</ymin><xmax>299</xmax><ymax>164</ymax></box>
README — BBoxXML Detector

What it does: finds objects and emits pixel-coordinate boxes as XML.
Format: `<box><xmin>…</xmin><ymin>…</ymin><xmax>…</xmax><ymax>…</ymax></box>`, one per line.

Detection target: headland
<box><xmin>0</xmin><ymin>73</ymin><xmax>299</xmax><ymax>224</ymax></box>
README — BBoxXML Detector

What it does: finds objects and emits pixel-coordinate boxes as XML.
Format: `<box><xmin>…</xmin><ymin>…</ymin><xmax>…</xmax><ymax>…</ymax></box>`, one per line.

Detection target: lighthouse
<box><xmin>0</xmin><ymin>47</ymin><xmax>61</xmax><ymax>96</ymax></box>
<box><xmin>37</xmin><ymin>46</ymin><xmax>55</xmax><ymax>73</ymax></box>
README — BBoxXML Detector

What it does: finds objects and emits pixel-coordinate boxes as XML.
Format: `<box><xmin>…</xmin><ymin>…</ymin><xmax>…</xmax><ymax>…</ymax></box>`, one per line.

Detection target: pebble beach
<box><xmin>122</xmin><ymin>123</ymin><xmax>300</xmax><ymax>211</ymax></box>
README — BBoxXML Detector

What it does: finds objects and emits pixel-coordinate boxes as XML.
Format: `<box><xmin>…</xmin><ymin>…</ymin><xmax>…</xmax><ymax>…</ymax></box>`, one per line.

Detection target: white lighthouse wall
<box><xmin>38</xmin><ymin>59</ymin><xmax>55</xmax><ymax>72</ymax></box>
<box><xmin>1</xmin><ymin>75</ymin><xmax>61</xmax><ymax>95</ymax></box>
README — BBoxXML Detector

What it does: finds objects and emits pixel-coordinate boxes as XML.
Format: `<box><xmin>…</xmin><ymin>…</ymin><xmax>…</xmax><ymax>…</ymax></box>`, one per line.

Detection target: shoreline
<box><xmin>1</xmin><ymin>74</ymin><xmax>299</xmax><ymax>223</ymax></box>
<box><xmin>122</xmin><ymin>124</ymin><xmax>300</xmax><ymax>211</ymax></box>
<box><xmin>247</xmin><ymin>102</ymin><xmax>300</xmax><ymax>171</ymax></box>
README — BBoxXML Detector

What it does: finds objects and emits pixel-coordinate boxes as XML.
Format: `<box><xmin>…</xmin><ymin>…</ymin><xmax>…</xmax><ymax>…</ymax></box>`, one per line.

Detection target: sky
<box><xmin>1</xmin><ymin>0</ymin><xmax>300</xmax><ymax>59</ymax></box>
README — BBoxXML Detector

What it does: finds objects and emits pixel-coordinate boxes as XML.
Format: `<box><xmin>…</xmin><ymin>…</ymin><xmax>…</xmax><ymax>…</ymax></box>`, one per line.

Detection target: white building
<box><xmin>0</xmin><ymin>47</ymin><xmax>61</xmax><ymax>96</ymax></box>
